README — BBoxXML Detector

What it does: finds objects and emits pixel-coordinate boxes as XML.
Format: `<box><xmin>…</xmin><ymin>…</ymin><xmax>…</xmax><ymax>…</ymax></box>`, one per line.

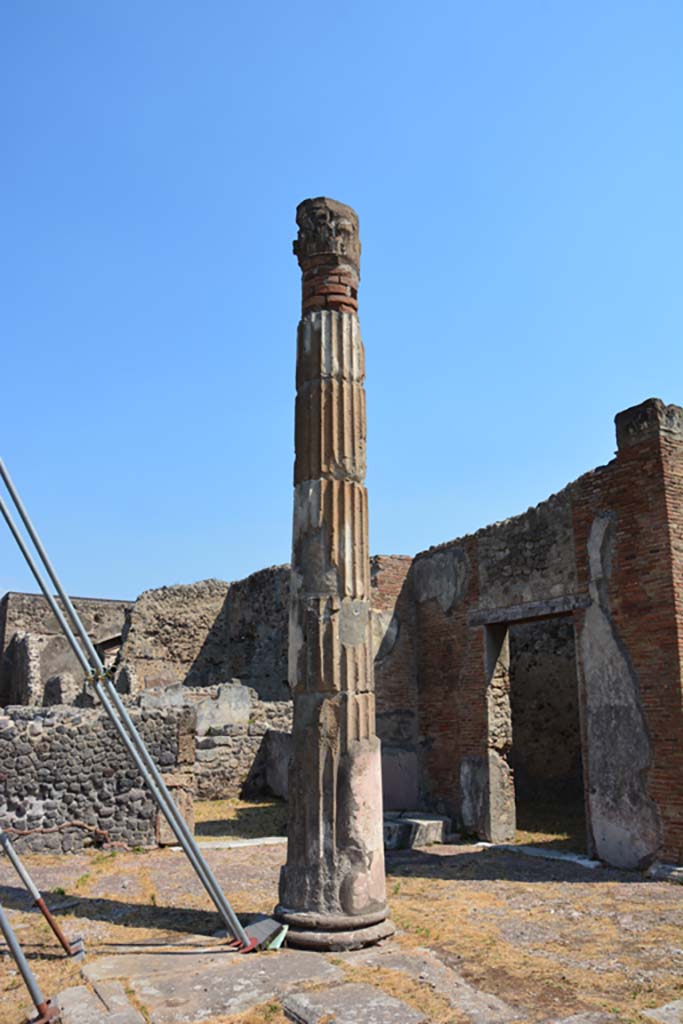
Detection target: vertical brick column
<box><xmin>275</xmin><ymin>198</ymin><xmax>394</xmax><ymax>949</ymax></box>
<box><xmin>612</xmin><ymin>400</ymin><xmax>683</xmax><ymax>864</ymax></box>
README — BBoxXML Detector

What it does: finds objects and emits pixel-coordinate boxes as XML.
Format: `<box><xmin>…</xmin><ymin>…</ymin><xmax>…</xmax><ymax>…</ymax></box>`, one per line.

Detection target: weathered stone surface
<box><xmin>477</xmin><ymin>490</ymin><xmax>578</xmax><ymax>612</ymax></box>
<box><xmin>84</xmin><ymin>948</ymin><xmax>341</xmax><ymax>1021</ymax></box>
<box><xmin>0</xmin><ymin>593</ymin><xmax>130</xmax><ymax>706</ymax></box>
<box><xmin>293</xmin><ymin>197</ymin><xmax>360</xmax><ymax>268</ymax></box>
<box><xmin>94</xmin><ymin>979</ymin><xmax>147</xmax><ymax>1021</ymax></box>
<box><xmin>57</xmin><ymin>986</ymin><xmax>104</xmax><ymax>1022</ymax></box>
<box><xmin>342</xmin><ymin>946</ymin><xmax>517</xmax><ymax>1024</ymax></box>
<box><xmin>155</xmin><ymin>772</ymin><xmax>195</xmax><ymax>846</ymax></box>
<box><xmin>552</xmin><ymin>1015</ymin><xmax>620</xmax><ymax>1024</ymax></box>
<box><xmin>0</xmin><ymin>704</ymin><xmax>194</xmax><ymax>852</ymax></box>
<box><xmin>57</xmin><ymin>981</ymin><xmax>145</xmax><ymax>1024</ymax></box>
<box><xmin>413</xmin><ymin>545</ymin><xmax>469</xmax><ymax>613</ymax></box>
<box><xmin>383</xmin><ymin>812</ymin><xmax>450</xmax><ymax>850</ymax></box>
<box><xmin>615</xmin><ymin>397</ymin><xmax>683</xmax><ymax>449</ymax></box>
<box><xmin>641</xmin><ymin>1000</ymin><xmax>683</xmax><ymax>1023</ymax></box>
<box><xmin>263</xmin><ymin>729</ymin><xmax>292</xmax><ymax>799</ymax></box>
<box><xmin>278</xmin><ymin>198</ymin><xmax>392</xmax><ymax>948</ymax></box>
<box><xmin>115</xmin><ymin>568</ymin><xmax>290</xmax><ymax>700</ymax></box>
<box><xmin>578</xmin><ymin>514</ymin><xmax>662</xmax><ymax>868</ymax></box>
<box><xmin>195</xmin><ymin>681</ymin><xmax>251</xmax><ymax>734</ymax></box>
<box><xmin>284</xmin><ymin>982</ymin><xmax>427</xmax><ymax>1023</ymax></box>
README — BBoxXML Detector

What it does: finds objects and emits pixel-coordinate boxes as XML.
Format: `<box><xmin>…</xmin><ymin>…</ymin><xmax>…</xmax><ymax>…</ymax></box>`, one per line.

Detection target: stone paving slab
<box><xmin>94</xmin><ymin>980</ymin><xmax>146</xmax><ymax>1022</ymax></box>
<box><xmin>283</xmin><ymin>982</ymin><xmax>427</xmax><ymax>1023</ymax></box>
<box><xmin>642</xmin><ymin>1001</ymin><xmax>683</xmax><ymax>1023</ymax></box>
<box><xmin>551</xmin><ymin>1014</ymin><xmax>619</xmax><ymax>1023</ymax></box>
<box><xmin>57</xmin><ymin>981</ymin><xmax>145</xmax><ymax>1024</ymax></box>
<box><xmin>339</xmin><ymin>944</ymin><xmax>517</xmax><ymax>1023</ymax></box>
<box><xmin>57</xmin><ymin>985</ymin><xmax>106</xmax><ymax>1023</ymax></box>
<box><xmin>169</xmin><ymin>836</ymin><xmax>287</xmax><ymax>850</ymax></box>
<box><xmin>84</xmin><ymin>947</ymin><xmax>341</xmax><ymax>1022</ymax></box>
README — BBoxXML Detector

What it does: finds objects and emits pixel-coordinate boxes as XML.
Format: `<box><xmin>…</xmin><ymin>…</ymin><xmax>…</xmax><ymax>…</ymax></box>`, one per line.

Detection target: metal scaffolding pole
<box><xmin>0</xmin><ymin>827</ymin><xmax>83</xmax><ymax>958</ymax></box>
<box><xmin>0</xmin><ymin>459</ymin><xmax>256</xmax><ymax>951</ymax></box>
<box><xmin>0</xmin><ymin>899</ymin><xmax>58</xmax><ymax>1022</ymax></box>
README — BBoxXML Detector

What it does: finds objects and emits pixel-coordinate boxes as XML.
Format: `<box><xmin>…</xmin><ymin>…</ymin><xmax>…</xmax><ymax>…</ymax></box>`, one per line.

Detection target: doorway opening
<box><xmin>509</xmin><ymin>616</ymin><xmax>586</xmax><ymax>852</ymax></box>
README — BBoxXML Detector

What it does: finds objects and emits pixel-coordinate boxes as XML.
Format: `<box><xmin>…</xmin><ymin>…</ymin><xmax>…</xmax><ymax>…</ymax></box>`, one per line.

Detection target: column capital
<box><xmin>293</xmin><ymin>197</ymin><xmax>360</xmax><ymax>270</ymax></box>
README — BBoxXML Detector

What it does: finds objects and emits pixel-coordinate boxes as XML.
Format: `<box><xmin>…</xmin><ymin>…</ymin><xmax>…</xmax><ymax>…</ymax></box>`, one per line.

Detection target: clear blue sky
<box><xmin>2</xmin><ymin>2</ymin><xmax>682</xmax><ymax>600</ymax></box>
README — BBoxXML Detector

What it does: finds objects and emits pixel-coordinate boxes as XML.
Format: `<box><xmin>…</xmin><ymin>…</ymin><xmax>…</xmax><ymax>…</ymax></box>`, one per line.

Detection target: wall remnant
<box><xmin>0</xmin><ymin>593</ymin><xmax>130</xmax><ymax>706</ymax></box>
<box><xmin>2</xmin><ymin>398</ymin><xmax>683</xmax><ymax>871</ymax></box>
<box><xmin>114</xmin><ymin>568</ymin><xmax>290</xmax><ymax>700</ymax></box>
<box><xmin>139</xmin><ymin>681</ymin><xmax>292</xmax><ymax>799</ymax></box>
<box><xmin>412</xmin><ymin>397</ymin><xmax>683</xmax><ymax>869</ymax></box>
<box><xmin>0</xmin><ymin>704</ymin><xmax>194</xmax><ymax>853</ymax></box>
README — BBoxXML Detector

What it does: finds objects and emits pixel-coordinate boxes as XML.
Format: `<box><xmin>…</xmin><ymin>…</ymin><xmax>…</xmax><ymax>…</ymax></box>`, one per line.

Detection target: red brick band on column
<box><xmin>293</xmin><ymin>197</ymin><xmax>360</xmax><ymax>315</ymax></box>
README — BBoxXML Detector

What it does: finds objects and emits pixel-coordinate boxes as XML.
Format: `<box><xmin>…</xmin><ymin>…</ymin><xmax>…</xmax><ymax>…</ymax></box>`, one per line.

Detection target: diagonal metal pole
<box><xmin>0</xmin><ymin>827</ymin><xmax>83</xmax><ymax>957</ymax></box>
<box><xmin>0</xmin><ymin>463</ymin><xmax>252</xmax><ymax>949</ymax></box>
<box><xmin>0</xmin><ymin>899</ymin><xmax>58</xmax><ymax>1022</ymax></box>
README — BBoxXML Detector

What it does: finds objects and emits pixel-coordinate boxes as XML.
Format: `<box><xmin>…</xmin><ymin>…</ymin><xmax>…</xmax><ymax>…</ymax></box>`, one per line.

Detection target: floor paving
<box><xmin>81</xmin><ymin>947</ymin><xmax>341</xmax><ymax>1022</ymax></box>
<box><xmin>282</xmin><ymin>981</ymin><xmax>428</xmax><ymax>1023</ymax></box>
<box><xmin>641</xmin><ymin>1002</ymin><xmax>683</xmax><ymax>1024</ymax></box>
<box><xmin>5</xmin><ymin>837</ymin><xmax>683</xmax><ymax>1023</ymax></box>
<box><xmin>338</xmin><ymin>944</ymin><xmax>517</xmax><ymax>1023</ymax></box>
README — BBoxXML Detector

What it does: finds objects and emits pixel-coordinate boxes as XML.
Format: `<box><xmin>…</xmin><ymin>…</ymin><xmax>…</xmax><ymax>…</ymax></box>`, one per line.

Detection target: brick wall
<box><xmin>411</xmin><ymin>398</ymin><xmax>683</xmax><ymax>868</ymax></box>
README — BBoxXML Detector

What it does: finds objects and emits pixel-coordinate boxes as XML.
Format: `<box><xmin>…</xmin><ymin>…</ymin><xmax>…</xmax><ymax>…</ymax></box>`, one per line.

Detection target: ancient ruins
<box><xmin>2</xmin><ymin>200</ymin><xmax>683</xmax><ymax>886</ymax></box>
<box><xmin>4</xmin><ymin>197</ymin><xmax>683</xmax><ymax>1023</ymax></box>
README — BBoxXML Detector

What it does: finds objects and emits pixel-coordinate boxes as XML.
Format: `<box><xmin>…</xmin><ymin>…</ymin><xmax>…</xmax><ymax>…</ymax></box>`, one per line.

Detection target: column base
<box><xmin>275</xmin><ymin>905</ymin><xmax>395</xmax><ymax>951</ymax></box>
<box><xmin>285</xmin><ymin>918</ymin><xmax>395</xmax><ymax>951</ymax></box>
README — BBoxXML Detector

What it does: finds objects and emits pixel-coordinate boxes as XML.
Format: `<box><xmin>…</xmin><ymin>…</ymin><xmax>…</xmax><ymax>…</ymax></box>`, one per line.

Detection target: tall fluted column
<box><xmin>275</xmin><ymin>198</ymin><xmax>394</xmax><ymax>950</ymax></box>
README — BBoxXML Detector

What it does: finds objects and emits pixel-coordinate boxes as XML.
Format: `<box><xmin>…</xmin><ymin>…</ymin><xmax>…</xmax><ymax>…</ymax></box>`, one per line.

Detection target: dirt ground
<box><xmin>1</xmin><ymin>800</ymin><xmax>682</xmax><ymax>1023</ymax></box>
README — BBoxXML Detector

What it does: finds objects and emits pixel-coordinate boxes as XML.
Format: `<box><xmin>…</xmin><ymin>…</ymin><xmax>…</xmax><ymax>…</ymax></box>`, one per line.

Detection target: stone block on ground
<box><xmin>57</xmin><ymin>981</ymin><xmax>144</xmax><ymax>1023</ymax></box>
<box><xmin>641</xmin><ymin>1002</ymin><xmax>683</xmax><ymax>1023</ymax></box>
<box><xmin>340</xmin><ymin>945</ymin><xmax>516</xmax><ymax>1023</ymax></box>
<box><xmin>84</xmin><ymin>947</ymin><xmax>341</xmax><ymax>1020</ymax></box>
<box><xmin>552</xmin><ymin>1016</ymin><xmax>620</xmax><ymax>1024</ymax></box>
<box><xmin>383</xmin><ymin>811</ymin><xmax>450</xmax><ymax>849</ymax></box>
<box><xmin>283</xmin><ymin>982</ymin><xmax>427</xmax><ymax>1023</ymax></box>
<box><xmin>647</xmin><ymin>862</ymin><xmax>683</xmax><ymax>884</ymax></box>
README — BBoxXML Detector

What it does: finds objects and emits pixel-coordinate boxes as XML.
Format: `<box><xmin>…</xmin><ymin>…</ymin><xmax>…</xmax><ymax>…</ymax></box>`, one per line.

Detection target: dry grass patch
<box><xmin>338</xmin><ymin>960</ymin><xmax>469</xmax><ymax>1023</ymax></box>
<box><xmin>210</xmin><ymin>1005</ymin><xmax>288</xmax><ymax>1024</ymax></box>
<box><xmin>386</xmin><ymin>851</ymin><xmax>683</xmax><ymax>1022</ymax></box>
<box><xmin>194</xmin><ymin>798</ymin><xmax>287</xmax><ymax>840</ymax></box>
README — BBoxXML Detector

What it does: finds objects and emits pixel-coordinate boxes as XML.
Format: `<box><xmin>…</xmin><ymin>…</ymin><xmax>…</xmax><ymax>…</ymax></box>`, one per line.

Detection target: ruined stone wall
<box><xmin>571</xmin><ymin>400</ymin><xmax>683</xmax><ymax>867</ymax></box>
<box><xmin>371</xmin><ymin>556</ymin><xmax>419</xmax><ymax>809</ymax></box>
<box><xmin>0</xmin><ymin>563</ymin><xmax>420</xmax><ymax>814</ymax></box>
<box><xmin>412</xmin><ymin>399</ymin><xmax>683</xmax><ymax>869</ymax></box>
<box><xmin>114</xmin><ymin>567</ymin><xmax>289</xmax><ymax>700</ymax></box>
<box><xmin>135</xmin><ymin>681</ymin><xmax>292</xmax><ymax>800</ymax></box>
<box><xmin>0</xmin><ymin>704</ymin><xmax>194</xmax><ymax>853</ymax></box>
<box><xmin>0</xmin><ymin>593</ymin><xmax>131</xmax><ymax>706</ymax></box>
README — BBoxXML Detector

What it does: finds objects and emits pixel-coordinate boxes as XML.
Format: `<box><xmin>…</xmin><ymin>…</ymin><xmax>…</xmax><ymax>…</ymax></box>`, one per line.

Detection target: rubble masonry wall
<box><xmin>0</xmin><ymin>704</ymin><xmax>194</xmax><ymax>853</ymax></box>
